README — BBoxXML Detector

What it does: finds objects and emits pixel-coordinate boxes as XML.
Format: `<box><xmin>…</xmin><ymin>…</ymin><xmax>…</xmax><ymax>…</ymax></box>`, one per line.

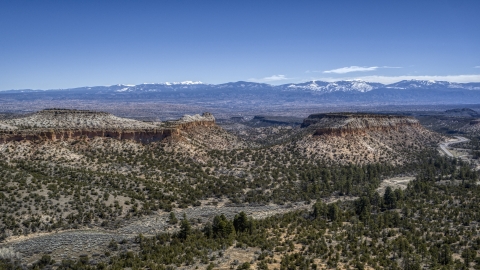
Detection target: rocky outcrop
<box><xmin>0</xmin><ymin>110</ymin><xmax>216</xmax><ymax>143</ymax></box>
<box><xmin>302</xmin><ymin>113</ymin><xmax>421</xmax><ymax>136</ymax></box>
<box><xmin>165</xmin><ymin>112</ymin><xmax>216</xmax><ymax>130</ymax></box>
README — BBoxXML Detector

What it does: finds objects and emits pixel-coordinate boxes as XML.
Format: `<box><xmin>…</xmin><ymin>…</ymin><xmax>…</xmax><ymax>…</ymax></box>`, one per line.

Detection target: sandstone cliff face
<box><xmin>302</xmin><ymin>113</ymin><xmax>421</xmax><ymax>136</ymax></box>
<box><xmin>0</xmin><ymin>110</ymin><xmax>215</xmax><ymax>144</ymax></box>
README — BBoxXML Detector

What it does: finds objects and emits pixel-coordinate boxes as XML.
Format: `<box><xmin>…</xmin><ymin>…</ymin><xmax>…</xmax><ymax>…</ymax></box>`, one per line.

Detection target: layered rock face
<box><xmin>302</xmin><ymin>113</ymin><xmax>421</xmax><ymax>136</ymax></box>
<box><xmin>0</xmin><ymin>109</ymin><xmax>215</xmax><ymax>143</ymax></box>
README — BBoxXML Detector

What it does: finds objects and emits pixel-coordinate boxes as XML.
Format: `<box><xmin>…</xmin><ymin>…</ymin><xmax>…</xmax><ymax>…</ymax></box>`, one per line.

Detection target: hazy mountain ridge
<box><xmin>4</xmin><ymin>79</ymin><xmax>480</xmax><ymax>93</ymax></box>
<box><xmin>3</xmin><ymin>80</ymin><xmax>480</xmax><ymax>111</ymax></box>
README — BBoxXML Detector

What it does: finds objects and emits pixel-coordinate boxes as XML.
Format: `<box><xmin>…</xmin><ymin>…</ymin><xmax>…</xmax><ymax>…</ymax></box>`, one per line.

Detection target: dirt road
<box><xmin>439</xmin><ymin>136</ymin><xmax>469</xmax><ymax>157</ymax></box>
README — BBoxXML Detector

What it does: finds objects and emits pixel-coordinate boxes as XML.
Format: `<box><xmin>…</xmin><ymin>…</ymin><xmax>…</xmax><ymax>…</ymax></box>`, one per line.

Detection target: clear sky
<box><xmin>1</xmin><ymin>0</ymin><xmax>479</xmax><ymax>90</ymax></box>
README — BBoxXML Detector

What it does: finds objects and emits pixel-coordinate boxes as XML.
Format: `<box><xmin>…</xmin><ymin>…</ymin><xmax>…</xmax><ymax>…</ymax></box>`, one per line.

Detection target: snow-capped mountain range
<box><xmin>285</xmin><ymin>80</ymin><xmax>385</xmax><ymax>92</ymax></box>
<box><xmin>283</xmin><ymin>79</ymin><xmax>480</xmax><ymax>92</ymax></box>
<box><xmin>108</xmin><ymin>80</ymin><xmax>480</xmax><ymax>93</ymax></box>
<box><xmin>3</xmin><ymin>79</ymin><xmax>480</xmax><ymax>106</ymax></box>
<box><xmin>3</xmin><ymin>79</ymin><xmax>480</xmax><ymax>94</ymax></box>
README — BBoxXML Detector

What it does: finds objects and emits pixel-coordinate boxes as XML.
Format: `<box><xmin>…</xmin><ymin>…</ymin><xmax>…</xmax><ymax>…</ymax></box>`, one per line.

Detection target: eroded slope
<box><xmin>291</xmin><ymin>113</ymin><xmax>443</xmax><ymax>165</ymax></box>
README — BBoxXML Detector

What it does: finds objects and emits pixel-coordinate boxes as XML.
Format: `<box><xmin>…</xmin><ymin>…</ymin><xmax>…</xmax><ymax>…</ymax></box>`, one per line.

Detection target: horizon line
<box><xmin>2</xmin><ymin>78</ymin><xmax>480</xmax><ymax>91</ymax></box>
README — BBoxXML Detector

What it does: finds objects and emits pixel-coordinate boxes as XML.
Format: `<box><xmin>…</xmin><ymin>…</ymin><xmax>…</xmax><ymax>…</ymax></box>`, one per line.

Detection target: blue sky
<box><xmin>1</xmin><ymin>0</ymin><xmax>479</xmax><ymax>90</ymax></box>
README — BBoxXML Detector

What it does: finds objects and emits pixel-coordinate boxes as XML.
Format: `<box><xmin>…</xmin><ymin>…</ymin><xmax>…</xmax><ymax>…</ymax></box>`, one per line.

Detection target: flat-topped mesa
<box><xmin>302</xmin><ymin>113</ymin><xmax>421</xmax><ymax>136</ymax></box>
<box><xmin>3</xmin><ymin>108</ymin><xmax>158</xmax><ymax>130</ymax></box>
<box><xmin>165</xmin><ymin>112</ymin><xmax>216</xmax><ymax>130</ymax></box>
<box><xmin>0</xmin><ymin>110</ymin><xmax>217</xmax><ymax>143</ymax></box>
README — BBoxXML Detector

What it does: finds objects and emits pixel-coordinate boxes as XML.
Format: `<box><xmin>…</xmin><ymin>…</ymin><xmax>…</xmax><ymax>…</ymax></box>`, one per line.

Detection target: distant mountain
<box><xmin>282</xmin><ymin>80</ymin><xmax>384</xmax><ymax>93</ymax></box>
<box><xmin>215</xmin><ymin>81</ymin><xmax>274</xmax><ymax>89</ymax></box>
<box><xmin>283</xmin><ymin>79</ymin><xmax>480</xmax><ymax>92</ymax></box>
<box><xmin>3</xmin><ymin>79</ymin><xmax>480</xmax><ymax>93</ymax></box>
<box><xmin>387</xmin><ymin>80</ymin><xmax>459</xmax><ymax>90</ymax></box>
<box><xmin>2</xmin><ymin>79</ymin><xmax>480</xmax><ymax>106</ymax></box>
<box><xmin>444</xmin><ymin>108</ymin><xmax>480</xmax><ymax>118</ymax></box>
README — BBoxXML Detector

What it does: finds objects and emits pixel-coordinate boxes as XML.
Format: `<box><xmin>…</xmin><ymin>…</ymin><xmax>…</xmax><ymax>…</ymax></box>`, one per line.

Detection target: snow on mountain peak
<box><xmin>286</xmin><ymin>80</ymin><xmax>377</xmax><ymax>93</ymax></box>
<box><xmin>164</xmin><ymin>81</ymin><xmax>204</xmax><ymax>86</ymax></box>
<box><xmin>104</xmin><ymin>79</ymin><xmax>480</xmax><ymax>94</ymax></box>
<box><xmin>347</xmin><ymin>80</ymin><xmax>374</xmax><ymax>92</ymax></box>
<box><xmin>308</xmin><ymin>81</ymin><xmax>319</xmax><ymax>87</ymax></box>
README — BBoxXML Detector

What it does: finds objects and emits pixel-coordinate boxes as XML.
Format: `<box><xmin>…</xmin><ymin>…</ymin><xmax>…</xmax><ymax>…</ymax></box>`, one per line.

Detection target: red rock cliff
<box><xmin>0</xmin><ymin>111</ymin><xmax>216</xmax><ymax>143</ymax></box>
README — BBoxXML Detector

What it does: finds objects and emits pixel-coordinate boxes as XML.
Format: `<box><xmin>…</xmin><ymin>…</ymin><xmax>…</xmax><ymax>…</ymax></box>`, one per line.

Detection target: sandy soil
<box><xmin>376</xmin><ymin>177</ymin><xmax>415</xmax><ymax>195</ymax></box>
